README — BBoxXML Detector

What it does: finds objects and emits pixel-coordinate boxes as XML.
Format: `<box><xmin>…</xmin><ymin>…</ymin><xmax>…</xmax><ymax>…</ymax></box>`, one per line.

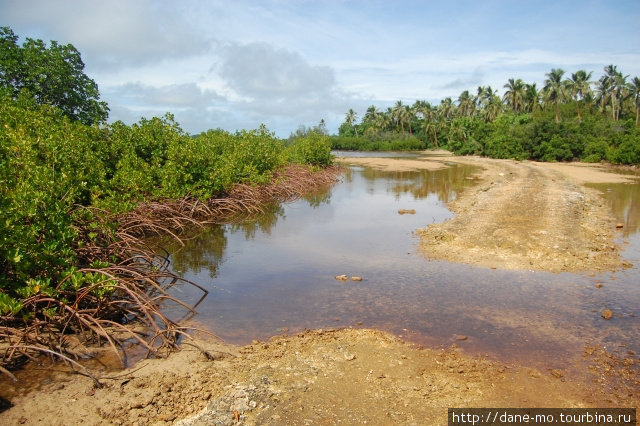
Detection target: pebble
<box><xmin>549</xmin><ymin>369</ymin><xmax>564</xmax><ymax>378</ymax></box>
<box><xmin>601</xmin><ymin>309</ymin><xmax>614</xmax><ymax>320</ymax></box>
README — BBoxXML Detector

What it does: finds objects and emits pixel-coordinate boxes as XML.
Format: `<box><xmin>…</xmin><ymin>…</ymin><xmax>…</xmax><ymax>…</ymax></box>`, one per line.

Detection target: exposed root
<box><xmin>0</xmin><ymin>164</ymin><xmax>344</xmax><ymax>380</ymax></box>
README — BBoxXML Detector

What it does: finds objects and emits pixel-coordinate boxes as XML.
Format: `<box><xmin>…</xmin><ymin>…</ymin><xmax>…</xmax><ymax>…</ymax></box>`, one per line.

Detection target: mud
<box><xmin>2</xmin><ymin>329</ymin><xmax>637</xmax><ymax>425</ymax></box>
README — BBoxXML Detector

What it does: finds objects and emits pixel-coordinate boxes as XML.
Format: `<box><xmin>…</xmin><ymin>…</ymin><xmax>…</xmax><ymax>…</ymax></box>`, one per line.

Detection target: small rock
<box><xmin>398</xmin><ymin>209</ymin><xmax>416</xmax><ymax>215</ymax></box>
<box><xmin>549</xmin><ymin>369</ymin><xmax>564</xmax><ymax>378</ymax></box>
<box><xmin>602</xmin><ymin>309</ymin><xmax>614</xmax><ymax>320</ymax></box>
<box><xmin>595</xmin><ymin>282</ymin><xmax>603</xmax><ymax>289</ymax></box>
<box><xmin>351</xmin><ymin>276</ymin><xmax>363</xmax><ymax>281</ymax></box>
<box><xmin>616</xmin><ymin>223</ymin><xmax>624</xmax><ymax>229</ymax></box>
<box><xmin>334</xmin><ymin>274</ymin><xmax>348</xmax><ymax>281</ymax></box>
<box><xmin>344</xmin><ymin>353</ymin><xmax>357</xmax><ymax>361</ymax></box>
<box><xmin>455</xmin><ymin>335</ymin><xmax>468</xmax><ymax>341</ymax></box>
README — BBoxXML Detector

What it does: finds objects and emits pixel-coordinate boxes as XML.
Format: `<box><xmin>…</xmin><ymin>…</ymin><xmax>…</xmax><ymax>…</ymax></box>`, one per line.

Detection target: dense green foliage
<box><xmin>0</xmin><ymin>26</ymin><xmax>108</xmax><ymax>125</ymax></box>
<box><xmin>0</xmin><ymin>93</ymin><xmax>332</xmax><ymax>316</ymax></box>
<box><xmin>287</xmin><ymin>132</ymin><xmax>333</xmax><ymax>166</ymax></box>
<box><xmin>331</xmin><ymin>134</ymin><xmax>427</xmax><ymax>151</ymax></box>
<box><xmin>336</xmin><ymin>66</ymin><xmax>640</xmax><ymax>164</ymax></box>
<box><xmin>0</xmin><ymin>27</ymin><xmax>335</xmax><ymax>325</ymax></box>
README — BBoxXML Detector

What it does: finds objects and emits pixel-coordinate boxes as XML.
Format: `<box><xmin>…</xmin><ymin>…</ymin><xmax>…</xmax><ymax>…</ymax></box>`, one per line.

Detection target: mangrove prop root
<box><xmin>0</xmin><ymin>164</ymin><xmax>343</xmax><ymax>380</ymax></box>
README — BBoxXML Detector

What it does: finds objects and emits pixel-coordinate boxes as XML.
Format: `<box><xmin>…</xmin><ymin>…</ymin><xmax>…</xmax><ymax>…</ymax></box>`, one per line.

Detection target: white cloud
<box><xmin>2</xmin><ymin>0</ymin><xmax>639</xmax><ymax>136</ymax></box>
<box><xmin>107</xmin><ymin>82</ymin><xmax>224</xmax><ymax>109</ymax></box>
<box><xmin>0</xmin><ymin>0</ymin><xmax>211</xmax><ymax>69</ymax></box>
<box><xmin>220</xmin><ymin>42</ymin><xmax>336</xmax><ymax>100</ymax></box>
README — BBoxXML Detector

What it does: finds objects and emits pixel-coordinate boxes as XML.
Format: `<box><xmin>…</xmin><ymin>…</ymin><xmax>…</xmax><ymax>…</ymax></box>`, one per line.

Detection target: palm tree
<box><xmin>448</xmin><ymin>119</ymin><xmax>468</xmax><ymax>145</ymax></box>
<box><xmin>345</xmin><ymin>108</ymin><xmax>359</xmax><ymax>136</ymax></box>
<box><xmin>484</xmin><ymin>95</ymin><xmax>503</xmax><ymax>122</ymax></box>
<box><xmin>600</xmin><ymin>65</ymin><xmax>631</xmax><ymax>121</ymax></box>
<box><xmin>607</xmin><ymin>65</ymin><xmax>630</xmax><ymax>121</ymax></box>
<box><xmin>457</xmin><ymin>90</ymin><xmax>475</xmax><ymax>117</ymax></box>
<box><xmin>405</xmin><ymin>105</ymin><xmax>417</xmax><ymax>134</ymax></box>
<box><xmin>363</xmin><ymin>105</ymin><xmax>379</xmax><ymax>124</ymax></box>
<box><xmin>567</xmin><ymin>70</ymin><xmax>593</xmax><ymax>122</ymax></box>
<box><xmin>392</xmin><ymin>100</ymin><xmax>406</xmax><ymax>133</ymax></box>
<box><xmin>630</xmin><ymin>76</ymin><xmax>640</xmax><ymax>127</ymax></box>
<box><xmin>362</xmin><ymin>105</ymin><xmax>380</xmax><ymax>136</ymax></box>
<box><xmin>503</xmin><ymin>78</ymin><xmax>526</xmax><ymax>114</ymax></box>
<box><xmin>524</xmin><ymin>83</ymin><xmax>542</xmax><ymax>113</ymax></box>
<box><xmin>375</xmin><ymin>112</ymin><xmax>390</xmax><ymax>133</ymax></box>
<box><xmin>543</xmin><ymin>68</ymin><xmax>568</xmax><ymax>122</ymax></box>
<box><xmin>438</xmin><ymin>97</ymin><xmax>455</xmax><ymax>121</ymax></box>
<box><xmin>415</xmin><ymin>100</ymin><xmax>439</xmax><ymax>148</ymax></box>
<box><xmin>475</xmin><ymin>86</ymin><xmax>487</xmax><ymax>109</ymax></box>
<box><xmin>316</xmin><ymin>118</ymin><xmax>328</xmax><ymax>135</ymax></box>
<box><xmin>594</xmin><ymin>76</ymin><xmax>610</xmax><ymax>115</ymax></box>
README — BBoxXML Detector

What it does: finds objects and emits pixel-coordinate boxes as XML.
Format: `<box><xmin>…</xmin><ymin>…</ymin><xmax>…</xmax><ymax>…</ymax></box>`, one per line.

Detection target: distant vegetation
<box><xmin>0</xmin><ymin>27</ymin><xmax>333</xmax><ymax>370</ymax></box>
<box><xmin>335</xmin><ymin>67</ymin><xmax>640</xmax><ymax>164</ymax></box>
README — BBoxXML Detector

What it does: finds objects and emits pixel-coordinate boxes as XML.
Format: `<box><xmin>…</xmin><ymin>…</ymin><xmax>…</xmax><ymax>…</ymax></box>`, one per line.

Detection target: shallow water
<box><xmin>163</xmin><ymin>155</ymin><xmax>640</xmax><ymax>371</ymax></box>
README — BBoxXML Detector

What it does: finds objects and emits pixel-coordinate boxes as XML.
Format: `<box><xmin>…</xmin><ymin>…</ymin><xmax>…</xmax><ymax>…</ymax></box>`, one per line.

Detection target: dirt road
<box><xmin>414</xmin><ymin>156</ymin><xmax>634</xmax><ymax>273</ymax></box>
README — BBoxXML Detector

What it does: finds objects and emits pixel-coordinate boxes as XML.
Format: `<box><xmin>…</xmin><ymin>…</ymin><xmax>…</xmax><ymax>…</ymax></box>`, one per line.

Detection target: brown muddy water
<box><xmin>162</xmin><ymin>153</ymin><xmax>640</xmax><ymax>373</ymax></box>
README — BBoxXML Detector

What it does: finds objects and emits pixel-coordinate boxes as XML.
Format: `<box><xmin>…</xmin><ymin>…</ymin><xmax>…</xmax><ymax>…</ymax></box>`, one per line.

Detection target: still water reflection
<box><xmin>163</xmin><ymin>157</ymin><xmax>640</xmax><ymax>371</ymax></box>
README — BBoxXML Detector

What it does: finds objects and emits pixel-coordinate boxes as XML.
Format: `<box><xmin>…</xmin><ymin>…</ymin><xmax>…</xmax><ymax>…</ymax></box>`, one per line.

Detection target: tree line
<box><xmin>335</xmin><ymin>66</ymin><xmax>640</xmax><ymax>164</ymax></box>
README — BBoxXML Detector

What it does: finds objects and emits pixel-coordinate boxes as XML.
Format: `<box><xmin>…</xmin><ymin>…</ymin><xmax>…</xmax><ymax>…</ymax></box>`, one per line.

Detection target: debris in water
<box><xmin>601</xmin><ymin>309</ymin><xmax>614</xmax><ymax>320</ymax></box>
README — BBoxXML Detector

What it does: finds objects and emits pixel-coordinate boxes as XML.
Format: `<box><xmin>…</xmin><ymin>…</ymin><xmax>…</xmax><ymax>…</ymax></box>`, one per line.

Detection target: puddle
<box><xmin>159</xmin><ymin>156</ymin><xmax>640</xmax><ymax>372</ymax></box>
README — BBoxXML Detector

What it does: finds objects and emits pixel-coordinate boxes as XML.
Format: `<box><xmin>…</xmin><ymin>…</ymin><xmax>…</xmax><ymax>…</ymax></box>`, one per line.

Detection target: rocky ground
<box><xmin>2</xmin><ymin>329</ymin><xmax>637</xmax><ymax>425</ymax></box>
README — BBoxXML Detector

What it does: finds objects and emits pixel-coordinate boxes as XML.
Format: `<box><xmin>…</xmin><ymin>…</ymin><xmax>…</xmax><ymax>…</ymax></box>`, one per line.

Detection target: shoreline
<box><xmin>2</xmin><ymin>329</ymin><xmax>637</xmax><ymax>425</ymax></box>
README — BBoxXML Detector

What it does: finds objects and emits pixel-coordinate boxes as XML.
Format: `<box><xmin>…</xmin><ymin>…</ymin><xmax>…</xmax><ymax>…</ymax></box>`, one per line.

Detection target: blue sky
<box><xmin>2</xmin><ymin>0</ymin><xmax>639</xmax><ymax>136</ymax></box>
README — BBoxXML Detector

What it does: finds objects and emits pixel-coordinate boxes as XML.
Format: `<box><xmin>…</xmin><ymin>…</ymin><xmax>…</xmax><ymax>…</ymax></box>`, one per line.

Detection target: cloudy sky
<box><xmin>2</xmin><ymin>0</ymin><xmax>640</xmax><ymax>136</ymax></box>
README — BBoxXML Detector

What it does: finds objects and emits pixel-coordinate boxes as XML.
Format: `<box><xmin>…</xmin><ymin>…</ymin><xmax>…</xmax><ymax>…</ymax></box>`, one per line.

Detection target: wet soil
<box><xmin>415</xmin><ymin>156</ymin><xmax>637</xmax><ymax>273</ymax></box>
<box><xmin>2</xmin><ymin>329</ymin><xmax>637</xmax><ymax>425</ymax></box>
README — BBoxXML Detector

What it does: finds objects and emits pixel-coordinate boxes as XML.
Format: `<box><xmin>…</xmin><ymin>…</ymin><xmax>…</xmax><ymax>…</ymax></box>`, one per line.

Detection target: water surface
<box><xmin>164</xmin><ymin>155</ymin><xmax>640</xmax><ymax>371</ymax></box>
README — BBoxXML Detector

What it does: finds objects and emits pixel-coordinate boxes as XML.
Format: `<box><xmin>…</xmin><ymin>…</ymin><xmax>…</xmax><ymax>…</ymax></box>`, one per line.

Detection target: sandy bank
<box><xmin>2</xmin><ymin>329</ymin><xmax>636</xmax><ymax>425</ymax></box>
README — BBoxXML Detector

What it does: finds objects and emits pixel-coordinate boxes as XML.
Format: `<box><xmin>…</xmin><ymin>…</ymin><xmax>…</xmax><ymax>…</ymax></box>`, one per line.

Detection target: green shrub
<box><xmin>537</xmin><ymin>135</ymin><xmax>573</xmax><ymax>162</ymax></box>
<box><xmin>607</xmin><ymin>132</ymin><xmax>640</xmax><ymax>164</ymax></box>
<box><xmin>0</xmin><ymin>95</ymin><xmax>326</xmax><ymax>315</ymax></box>
<box><xmin>582</xmin><ymin>137</ymin><xmax>608</xmax><ymax>163</ymax></box>
<box><xmin>287</xmin><ymin>133</ymin><xmax>333</xmax><ymax>166</ymax></box>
